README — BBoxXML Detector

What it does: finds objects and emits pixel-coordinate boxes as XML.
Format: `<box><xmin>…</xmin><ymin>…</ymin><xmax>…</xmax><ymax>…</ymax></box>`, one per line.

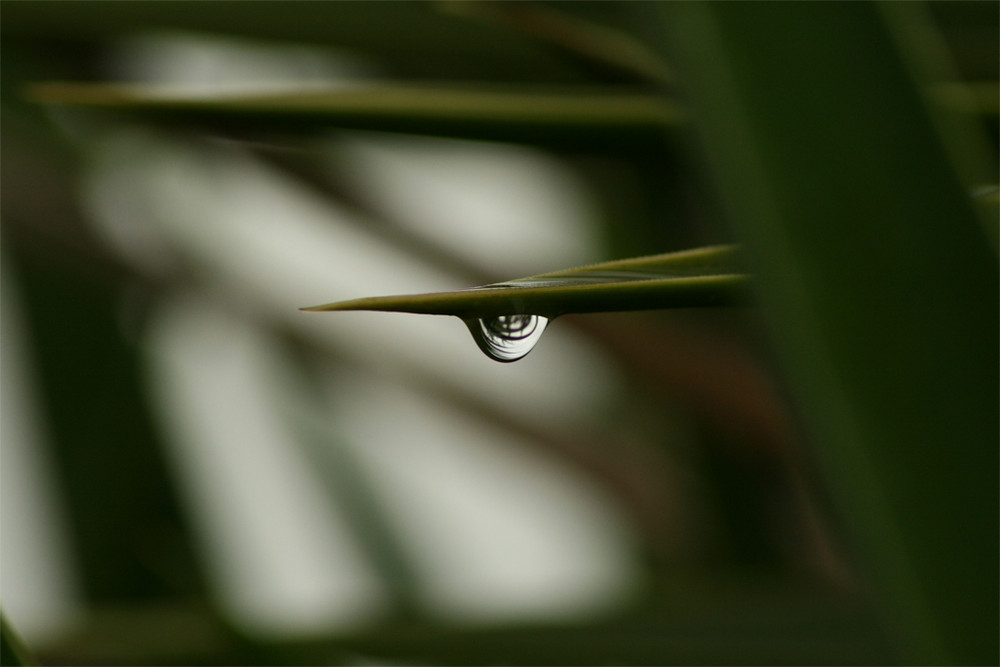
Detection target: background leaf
<box><xmin>664</xmin><ymin>3</ymin><xmax>998</xmax><ymax>663</ymax></box>
<box><xmin>27</xmin><ymin>82</ymin><xmax>681</xmax><ymax>148</ymax></box>
<box><xmin>1</xmin><ymin>612</ymin><xmax>37</xmax><ymax>667</ymax></box>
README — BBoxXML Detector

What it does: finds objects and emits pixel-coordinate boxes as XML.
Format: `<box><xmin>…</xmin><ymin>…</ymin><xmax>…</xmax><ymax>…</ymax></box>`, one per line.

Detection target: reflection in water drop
<box><xmin>465</xmin><ymin>314</ymin><xmax>548</xmax><ymax>363</ymax></box>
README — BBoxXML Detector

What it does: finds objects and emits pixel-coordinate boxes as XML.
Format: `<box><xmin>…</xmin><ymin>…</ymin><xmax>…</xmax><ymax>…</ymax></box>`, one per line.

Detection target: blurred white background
<box><xmin>2</xmin><ymin>31</ymin><xmax>646</xmax><ymax>644</ymax></box>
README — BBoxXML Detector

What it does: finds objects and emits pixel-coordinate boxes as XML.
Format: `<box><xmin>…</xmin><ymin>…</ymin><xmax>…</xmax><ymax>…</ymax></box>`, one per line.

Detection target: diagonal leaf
<box><xmin>664</xmin><ymin>3</ymin><xmax>997</xmax><ymax>664</ymax></box>
<box><xmin>1</xmin><ymin>611</ymin><xmax>37</xmax><ymax>667</ymax></box>
<box><xmin>301</xmin><ymin>244</ymin><xmax>746</xmax><ymax>319</ymax></box>
<box><xmin>440</xmin><ymin>2</ymin><xmax>674</xmax><ymax>84</ymax></box>
<box><xmin>27</xmin><ymin>82</ymin><xmax>682</xmax><ymax>145</ymax></box>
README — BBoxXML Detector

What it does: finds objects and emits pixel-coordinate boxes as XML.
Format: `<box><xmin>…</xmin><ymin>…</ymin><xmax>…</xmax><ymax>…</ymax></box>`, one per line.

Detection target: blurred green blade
<box><xmin>666</xmin><ymin>3</ymin><xmax>997</xmax><ymax>664</ymax></box>
<box><xmin>441</xmin><ymin>2</ymin><xmax>674</xmax><ymax>84</ymax></box>
<box><xmin>28</xmin><ymin>82</ymin><xmax>681</xmax><ymax>144</ymax></box>
<box><xmin>302</xmin><ymin>245</ymin><xmax>746</xmax><ymax>318</ymax></box>
<box><xmin>1</xmin><ymin>612</ymin><xmax>37</xmax><ymax>667</ymax></box>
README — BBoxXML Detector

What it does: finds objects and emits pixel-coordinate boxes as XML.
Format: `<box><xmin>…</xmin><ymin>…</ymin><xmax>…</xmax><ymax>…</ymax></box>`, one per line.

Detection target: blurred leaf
<box><xmin>2</xmin><ymin>235</ymin><xmax>207</xmax><ymax>603</ymax></box>
<box><xmin>28</xmin><ymin>82</ymin><xmax>681</xmax><ymax>146</ymax></box>
<box><xmin>1</xmin><ymin>612</ymin><xmax>37</xmax><ymax>667</ymax></box>
<box><xmin>932</xmin><ymin>81</ymin><xmax>1000</xmax><ymax>116</ymax></box>
<box><xmin>33</xmin><ymin>602</ymin><xmax>255</xmax><ymax>666</ymax></box>
<box><xmin>0</xmin><ymin>0</ymin><xmax>590</xmax><ymax>84</ymax></box>
<box><xmin>302</xmin><ymin>245</ymin><xmax>745</xmax><ymax>318</ymax></box>
<box><xmin>267</xmin><ymin>574</ymin><xmax>892</xmax><ymax>666</ymax></box>
<box><xmin>665</xmin><ymin>2</ymin><xmax>997</xmax><ymax>664</ymax></box>
<box><xmin>439</xmin><ymin>1</ymin><xmax>673</xmax><ymax>84</ymax></box>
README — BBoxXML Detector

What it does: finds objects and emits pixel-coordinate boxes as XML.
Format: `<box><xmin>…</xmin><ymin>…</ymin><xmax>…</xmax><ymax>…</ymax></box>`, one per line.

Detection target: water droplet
<box><xmin>465</xmin><ymin>314</ymin><xmax>548</xmax><ymax>362</ymax></box>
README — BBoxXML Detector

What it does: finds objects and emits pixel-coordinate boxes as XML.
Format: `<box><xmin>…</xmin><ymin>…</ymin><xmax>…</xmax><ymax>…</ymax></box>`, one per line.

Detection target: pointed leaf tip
<box><xmin>301</xmin><ymin>245</ymin><xmax>747</xmax><ymax>319</ymax></box>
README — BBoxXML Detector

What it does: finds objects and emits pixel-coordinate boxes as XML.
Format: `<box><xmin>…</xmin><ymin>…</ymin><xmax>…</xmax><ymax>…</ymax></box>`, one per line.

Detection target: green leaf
<box><xmin>1</xmin><ymin>0</ymin><xmax>601</xmax><ymax>84</ymax></box>
<box><xmin>27</xmin><ymin>82</ymin><xmax>682</xmax><ymax>145</ymax></box>
<box><xmin>440</xmin><ymin>2</ymin><xmax>674</xmax><ymax>84</ymax></box>
<box><xmin>1</xmin><ymin>611</ymin><xmax>37</xmax><ymax>667</ymax></box>
<box><xmin>664</xmin><ymin>3</ymin><xmax>997</xmax><ymax>664</ymax></box>
<box><xmin>301</xmin><ymin>244</ymin><xmax>746</xmax><ymax>319</ymax></box>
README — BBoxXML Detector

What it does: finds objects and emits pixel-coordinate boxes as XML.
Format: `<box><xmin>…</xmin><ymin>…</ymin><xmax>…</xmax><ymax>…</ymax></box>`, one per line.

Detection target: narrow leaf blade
<box><xmin>28</xmin><ymin>82</ymin><xmax>683</xmax><ymax>145</ymax></box>
<box><xmin>302</xmin><ymin>245</ymin><xmax>746</xmax><ymax>318</ymax></box>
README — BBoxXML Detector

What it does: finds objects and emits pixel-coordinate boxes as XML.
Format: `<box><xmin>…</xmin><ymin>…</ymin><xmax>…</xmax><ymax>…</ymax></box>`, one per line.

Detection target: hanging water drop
<box><xmin>465</xmin><ymin>314</ymin><xmax>548</xmax><ymax>362</ymax></box>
